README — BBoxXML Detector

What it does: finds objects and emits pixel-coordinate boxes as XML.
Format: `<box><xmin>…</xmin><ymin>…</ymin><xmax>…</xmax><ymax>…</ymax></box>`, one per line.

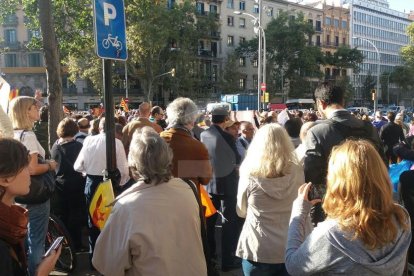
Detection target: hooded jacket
<box><xmin>286</xmin><ymin>199</ymin><xmax>412</xmax><ymax>275</ymax></box>
<box><xmin>236</xmin><ymin>163</ymin><xmax>307</xmax><ymax>263</ymax></box>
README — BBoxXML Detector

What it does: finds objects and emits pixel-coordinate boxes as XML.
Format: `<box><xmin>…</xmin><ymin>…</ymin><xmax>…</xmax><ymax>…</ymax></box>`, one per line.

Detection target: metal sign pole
<box><xmin>103</xmin><ymin>59</ymin><xmax>116</xmax><ymax>175</ymax></box>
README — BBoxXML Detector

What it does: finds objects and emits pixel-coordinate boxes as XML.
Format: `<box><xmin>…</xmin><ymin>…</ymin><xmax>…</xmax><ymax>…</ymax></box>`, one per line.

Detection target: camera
<box><xmin>308</xmin><ymin>184</ymin><xmax>326</xmax><ymax>201</ymax></box>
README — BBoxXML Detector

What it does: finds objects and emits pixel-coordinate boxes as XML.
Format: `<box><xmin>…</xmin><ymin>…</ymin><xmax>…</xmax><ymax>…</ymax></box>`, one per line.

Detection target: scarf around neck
<box><xmin>0</xmin><ymin>201</ymin><xmax>28</xmax><ymax>268</ymax></box>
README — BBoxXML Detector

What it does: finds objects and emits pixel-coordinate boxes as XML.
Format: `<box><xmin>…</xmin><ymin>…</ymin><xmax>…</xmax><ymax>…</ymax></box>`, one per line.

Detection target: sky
<box><xmin>387</xmin><ymin>0</ymin><xmax>413</xmax><ymax>13</ymax></box>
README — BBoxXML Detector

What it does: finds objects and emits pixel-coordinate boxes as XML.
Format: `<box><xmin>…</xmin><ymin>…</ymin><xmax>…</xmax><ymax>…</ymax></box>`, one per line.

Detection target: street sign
<box><xmin>93</xmin><ymin>0</ymin><xmax>127</xmax><ymax>60</ymax></box>
<box><xmin>261</xmin><ymin>83</ymin><xmax>266</xmax><ymax>91</ymax></box>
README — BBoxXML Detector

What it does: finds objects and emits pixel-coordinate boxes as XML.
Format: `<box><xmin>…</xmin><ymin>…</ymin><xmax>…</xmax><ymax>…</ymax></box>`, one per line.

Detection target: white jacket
<box><xmin>236</xmin><ymin>163</ymin><xmax>307</xmax><ymax>263</ymax></box>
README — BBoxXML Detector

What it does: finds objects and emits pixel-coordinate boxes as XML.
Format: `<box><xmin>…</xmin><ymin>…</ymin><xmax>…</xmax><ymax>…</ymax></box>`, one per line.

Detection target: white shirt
<box><xmin>14</xmin><ymin>130</ymin><xmax>46</xmax><ymax>159</ymax></box>
<box><xmin>74</xmin><ymin>133</ymin><xmax>130</xmax><ymax>185</ymax></box>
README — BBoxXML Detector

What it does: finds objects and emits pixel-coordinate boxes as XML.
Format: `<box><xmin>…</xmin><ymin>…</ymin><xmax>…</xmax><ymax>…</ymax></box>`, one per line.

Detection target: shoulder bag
<box><xmin>15</xmin><ymin>131</ymin><xmax>55</xmax><ymax>205</ymax></box>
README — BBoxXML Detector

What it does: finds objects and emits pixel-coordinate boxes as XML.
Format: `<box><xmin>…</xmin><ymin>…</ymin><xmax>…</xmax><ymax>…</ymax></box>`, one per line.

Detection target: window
<box><xmin>239</xmin><ymin>18</ymin><xmax>245</xmax><ymax>28</ymax></box>
<box><xmin>5</xmin><ymin>54</ymin><xmax>17</xmax><ymax>67</ymax></box>
<box><xmin>28</xmin><ymin>53</ymin><xmax>42</xmax><ymax>67</ymax></box>
<box><xmin>240</xmin><ymin>37</ymin><xmax>246</xmax><ymax>44</ymax></box>
<box><xmin>212</xmin><ymin>65</ymin><xmax>218</xmax><ymax>82</ymax></box>
<box><xmin>326</xmin><ymin>35</ymin><xmax>330</xmax><ymax>45</ymax></box>
<box><xmin>325</xmin><ymin>17</ymin><xmax>331</xmax><ymax>26</ymax></box>
<box><xmin>341</xmin><ymin>20</ymin><xmax>347</xmax><ymax>29</ymax></box>
<box><xmin>28</xmin><ymin>29</ymin><xmax>40</xmax><ymax>40</ymax></box>
<box><xmin>227</xmin><ymin>35</ymin><xmax>234</xmax><ymax>46</ymax></box>
<box><xmin>308</xmin><ymin>19</ymin><xmax>313</xmax><ymax>26</ymax></box>
<box><xmin>253</xmin><ymin>75</ymin><xmax>258</xmax><ymax>88</ymax></box>
<box><xmin>210</xmin><ymin>5</ymin><xmax>217</xmax><ymax>14</ymax></box>
<box><xmin>253</xmin><ymin>59</ymin><xmax>258</xmax><ymax>67</ymax></box>
<box><xmin>239</xmin><ymin>57</ymin><xmax>246</xmax><ymax>66</ymax></box>
<box><xmin>316</xmin><ymin>35</ymin><xmax>321</xmax><ymax>46</ymax></box>
<box><xmin>227</xmin><ymin>16</ymin><xmax>234</xmax><ymax>26</ymax></box>
<box><xmin>342</xmin><ymin>37</ymin><xmax>346</xmax><ymax>45</ymax></box>
<box><xmin>227</xmin><ymin>0</ymin><xmax>234</xmax><ymax>9</ymax></box>
<box><xmin>335</xmin><ymin>36</ymin><xmax>339</xmax><ymax>46</ymax></box>
<box><xmin>239</xmin><ymin>1</ymin><xmax>245</xmax><ymax>11</ymax></box>
<box><xmin>196</xmin><ymin>2</ymin><xmax>204</xmax><ymax>14</ymax></box>
<box><xmin>253</xmin><ymin>4</ymin><xmax>259</xmax><ymax>13</ymax></box>
<box><xmin>267</xmin><ymin>7</ymin><xmax>273</xmax><ymax>17</ymax></box>
<box><xmin>315</xmin><ymin>20</ymin><xmax>322</xmax><ymax>31</ymax></box>
<box><xmin>334</xmin><ymin>19</ymin><xmax>339</xmax><ymax>28</ymax></box>
<box><xmin>4</xmin><ymin>29</ymin><xmax>17</xmax><ymax>43</ymax></box>
<box><xmin>239</xmin><ymin>78</ymin><xmax>246</xmax><ymax>89</ymax></box>
<box><xmin>167</xmin><ymin>0</ymin><xmax>175</xmax><ymax>9</ymax></box>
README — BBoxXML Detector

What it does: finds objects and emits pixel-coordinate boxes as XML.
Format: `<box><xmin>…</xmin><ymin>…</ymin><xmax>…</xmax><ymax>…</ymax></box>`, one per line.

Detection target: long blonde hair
<box><xmin>240</xmin><ymin>123</ymin><xmax>297</xmax><ymax>178</ymax></box>
<box><xmin>8</xmin><ymin>96</ymin><xmax>37</xmax><ymax>130</ymax></box>
<box><xmin>323</xmin><ymin>140</ymin><xmax>409</xmax><ymax>249</ymax></box>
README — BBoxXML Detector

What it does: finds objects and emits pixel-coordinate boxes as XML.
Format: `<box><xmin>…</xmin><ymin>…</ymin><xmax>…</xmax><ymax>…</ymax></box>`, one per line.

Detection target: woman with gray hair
<box><xmin>92</xmin><ymin>127</ymin><xmax>207</xmax><ymax>275</ymax></box>
<box><xmin>160</xmin><ymin>98</ymin><xmax>212</xmax><ymax>198</ymax></box>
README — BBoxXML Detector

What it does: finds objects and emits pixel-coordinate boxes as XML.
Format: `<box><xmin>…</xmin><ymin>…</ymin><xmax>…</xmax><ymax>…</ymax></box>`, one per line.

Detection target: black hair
<box><xmin>314</xmin><ymin>81</ymin><xmax>344</xmax><ymax>106</ymax></box>
<box><xmin>387</xmin><ymin>111</ymin><xmax>396</xmax><ymax>122</ymax></box>
<box><xmin>284</xmin><ymin>119</ymin><xmax>302</xmax><ymax>138</ymax></box>
<box><xmin>211</xmin><ymin>115</ymin><xmax>227</xmax><ymax>124</ymax></box>
<box><xmin>39</xmin><ymin>105</ymin><xmax>49</xmax><ymax>122</ymax></box>
<box><xmin>0</xmin><ymin>138</ymin><xmax>29</xmax><ymax>179</ymax></box>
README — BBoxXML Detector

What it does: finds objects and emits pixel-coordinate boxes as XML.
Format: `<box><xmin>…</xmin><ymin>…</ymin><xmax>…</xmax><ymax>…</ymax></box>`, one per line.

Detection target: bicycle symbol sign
<box><xmin>93</xmin><ymin>0</ymin><xmax>127</xmax><ymax>60</ymax></box>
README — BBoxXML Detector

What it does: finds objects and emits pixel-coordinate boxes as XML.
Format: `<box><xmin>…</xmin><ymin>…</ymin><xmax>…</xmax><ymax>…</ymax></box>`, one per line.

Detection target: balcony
<box><xmin>196</xmin><ymin>11</ymin><xmax>220</xmax><ymax>19</ymax></box>
<box><xmin>2</xmin><ymin>15</ymin><xmax>18</xmax><ymax>26</ymax></box>
<box><xmin>63</xmin><ymin>87</ymin><xmax>77</xmax><ymax>95</ymax></box>
<box><xmin>198</xmin><ymin>49</ymin><xmax>218</xmax><ymax>58</ymax></box>
<box><xmin>209</xmin><ymin>31</ymin><xmax>220</xmax><ymax>39</ymax></box>
<box><xmin>2</xmin><ymin>41</ymin><xmax>20</xmax><ymax>50</ymax></box>
<box><xmin>315</xmin><ymin>26</ymin><xmax>322</xmax><ymax>32</ymax></box>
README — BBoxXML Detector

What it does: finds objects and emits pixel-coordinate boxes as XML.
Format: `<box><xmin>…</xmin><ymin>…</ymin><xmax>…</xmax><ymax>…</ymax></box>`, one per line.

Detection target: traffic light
<box><xmin>371</xmin><ymin>89</ymin><xmax>376</xmax><ymax>101</ymax></box>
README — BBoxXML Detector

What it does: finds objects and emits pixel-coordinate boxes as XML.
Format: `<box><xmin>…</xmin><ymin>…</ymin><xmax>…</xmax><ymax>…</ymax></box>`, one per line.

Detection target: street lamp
<box><xmin>147</xmin><ymin>68</ymin><xmax>175</xmax><ymax>103</ymax></box>
<box><xmin>353</xmin><ymin>37</ymin><xmax>380</xmax><ymax>112</ymax></box>
<box><xmin>234</xmin><ymin>7</ymin><xmax>266</xmax><ymax>111</ymax></box>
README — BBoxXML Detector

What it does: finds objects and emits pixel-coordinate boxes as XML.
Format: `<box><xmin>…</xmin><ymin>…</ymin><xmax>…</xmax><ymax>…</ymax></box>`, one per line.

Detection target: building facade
<box><xmin>346</xmin><ymin>0</ymin><xmax>412</xmax><ymax>104</ymax></box>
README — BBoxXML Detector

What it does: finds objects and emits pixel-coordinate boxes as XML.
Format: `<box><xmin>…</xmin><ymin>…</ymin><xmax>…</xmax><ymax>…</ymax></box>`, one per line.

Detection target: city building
<box><xmin>219</xmin><ymin>0</ymin><xmax>323</xmax><ymax>98</ymax></box>
<box><xmin>345</xmin><ymin>0</ymin><xmax>412</xmax><ymax>105</ymax></box>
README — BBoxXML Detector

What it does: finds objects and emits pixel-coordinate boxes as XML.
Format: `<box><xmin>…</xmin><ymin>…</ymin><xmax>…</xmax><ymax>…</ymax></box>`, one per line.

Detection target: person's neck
<box><xmin>214</xmin><ymin>122</ymin><xmax>226</xmax><ymax>130</ymax></box>
<box><xmin>1</xmin><ymin>193</ymin><xmax>14</xmax><ymax>207</ymax></box>
<box><xmin>324</xmin><ymin>104</ymin><xmax>344</xmax><ymax>118</ymax></box>
<box><xmin>242</xmin><ymin>135</ymin><xmax>252</xmax><ymax>142</ymax></box>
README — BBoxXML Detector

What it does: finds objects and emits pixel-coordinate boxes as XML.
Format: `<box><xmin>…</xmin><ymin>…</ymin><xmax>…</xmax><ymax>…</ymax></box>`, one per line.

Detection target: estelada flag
<box><xmin>9</xmin><ymin>88</ymin><xmax>18</xmax><ymax>101</ymax></box>
<box><xmin>89</xmin><ymin>179</ymin><xmax>115</xmax><ymax>230</ymax></box>
<box><xmin>200</xmin><ymin>185</ymin><xmax>216</xmax><ymax>218</ymax></box>
<box><xmin>120</xmin><ymin>97</ymin><xmax>129</xmax><ymax>112</ymax></box>
<box><xmin>119</xmin><ymin>98</ymin><xmax>129</xmax><ymax>112</ymax></box>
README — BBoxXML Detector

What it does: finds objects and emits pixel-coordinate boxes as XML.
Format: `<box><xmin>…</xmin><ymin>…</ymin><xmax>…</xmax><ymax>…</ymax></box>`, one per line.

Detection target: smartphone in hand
<box><xmin>43</xmin><ymin>236</ymin><xmax>64</xmax><ymax>258</ymax></box>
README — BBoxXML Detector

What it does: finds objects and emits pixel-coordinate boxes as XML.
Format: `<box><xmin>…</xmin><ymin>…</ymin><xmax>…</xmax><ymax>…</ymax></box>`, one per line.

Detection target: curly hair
<box><xmin>323</xmin><ymin>140</ymin><xmax>409</xmax><ymax>249</ymax></box>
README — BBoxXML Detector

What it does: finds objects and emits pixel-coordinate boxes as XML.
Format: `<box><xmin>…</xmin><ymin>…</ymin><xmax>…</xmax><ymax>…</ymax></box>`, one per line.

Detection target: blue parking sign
<box><xmin>93</xmin><ymin>0</ymin><xmax>127</xmax><ymax>60</ymax></box>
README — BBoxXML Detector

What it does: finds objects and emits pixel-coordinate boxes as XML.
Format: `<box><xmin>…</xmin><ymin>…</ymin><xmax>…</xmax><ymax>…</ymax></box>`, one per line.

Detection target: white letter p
<box><xmin>103</xmin><ymin>2</ymin><xmax>116</xmax><ymax>26</ymax></box>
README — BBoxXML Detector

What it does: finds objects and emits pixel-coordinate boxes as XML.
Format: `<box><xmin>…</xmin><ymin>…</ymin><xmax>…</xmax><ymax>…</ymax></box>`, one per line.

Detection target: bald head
<box><xmin>139</xmin><ymin>102</ymin><xmax>151</xmax><ymax>118</ymax></box>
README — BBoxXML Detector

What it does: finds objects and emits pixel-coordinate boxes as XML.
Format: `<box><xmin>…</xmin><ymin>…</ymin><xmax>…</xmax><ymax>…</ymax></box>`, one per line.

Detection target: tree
<box><xmin>362</xmin><ymin>72</ymin><xmax>376</xmax><ymax>102</ymax></box>
<box><xmin>236</xmin><ymin>11</ymin><xmax>324</xmax><ymax>98</ymax></box>
<box><xmin>329</xmin><ymin>46</ymin><xmax>364</xmax><ymax>73</ymax></box>
<box><xmin>218</xmin><ymin>53</ymin><xmax>243</xmax><ymax>94</ymax></box>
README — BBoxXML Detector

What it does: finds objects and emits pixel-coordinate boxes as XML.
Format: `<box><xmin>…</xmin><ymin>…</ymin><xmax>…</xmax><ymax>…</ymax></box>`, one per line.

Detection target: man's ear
<box><xmin>318</xmin><ymin>99</ymin><xmax>328</xmax><ymax>110</ymax></box>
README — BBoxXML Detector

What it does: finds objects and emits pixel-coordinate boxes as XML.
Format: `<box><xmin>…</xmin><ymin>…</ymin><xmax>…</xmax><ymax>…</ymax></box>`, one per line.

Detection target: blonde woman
<box><xmin>286</xmin><ymin>140</ymin><xmax>411</xmax><ymax>275</ymax></box>
<box><xmin>236</xmin><ymin>123</ymin><xmax>305</xmax><ymax>275</ymax></box>
<box><xmin>8</xmin><ymin>96</ymin><xmax>58</xmax><ymax>276</ymax></box>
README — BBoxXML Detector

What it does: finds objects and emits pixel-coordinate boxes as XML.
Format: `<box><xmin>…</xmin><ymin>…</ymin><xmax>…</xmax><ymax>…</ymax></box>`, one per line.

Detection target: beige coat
<box><xmin>92</xmin><ymin>178</ymin><xmax>207</xmax><ymax>276</ymax></box>
<box><xmin>236</xmin><ymin>163</ymin><xmax>307</xmax><ymax>264</ymax></box>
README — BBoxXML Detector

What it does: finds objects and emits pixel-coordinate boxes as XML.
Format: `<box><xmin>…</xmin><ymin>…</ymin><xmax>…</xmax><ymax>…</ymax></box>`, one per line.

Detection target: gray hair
<box><xmin>128</xmin><ymin>126</ymin><xmax>172</xmax><ymax>185</ymax></box>
<box><xmin>166</xmin><ymin>97</ymin><xmax>198</xmax><ymax>126</ymax></box>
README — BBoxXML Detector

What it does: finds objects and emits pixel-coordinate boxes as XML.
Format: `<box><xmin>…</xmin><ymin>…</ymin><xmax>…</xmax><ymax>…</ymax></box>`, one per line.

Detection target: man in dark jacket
<box><xmin>380</xmin><ymin>111</ymin><xmax>406</xmax><ymax>164</ymax></box>
<box><xmin>304</xmin><ymin>82</ymin><xmax>384</xmax><ymax>225</ymax></box>
<box><xmin>201</xmin><ymin>107</ymin><xmax>241</xmax><ymax>272</ymax></box>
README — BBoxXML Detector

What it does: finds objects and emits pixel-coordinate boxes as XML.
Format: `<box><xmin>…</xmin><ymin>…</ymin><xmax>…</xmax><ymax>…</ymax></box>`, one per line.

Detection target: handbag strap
<box><xmin>181</xmin><ymin>179</ymin><xmax>212</xmax><ymax>268</ymax></box>
<box><xmin>19</xmin><ymin>130</ymin><xmax>26</xmax><ymax>142</ymax></box>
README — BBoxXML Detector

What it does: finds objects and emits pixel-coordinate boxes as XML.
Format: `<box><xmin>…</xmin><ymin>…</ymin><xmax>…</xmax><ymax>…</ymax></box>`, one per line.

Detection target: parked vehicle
<box><xmin>285</xmin><ymin>99</ymin><xmax>315</xmax><ymax>111</ymax></box>
<box><xmin>347</xmin><ymin>107</ymin><xmax>369</xmax><ymax>114</ymax></box>
<box><xmin>220</xmin><ymin>94</ymin><xmax>258</xmax><ymax>111</ymax></box>
<box><xmin>206</xmin><ymin>102</ymin><xmax>232</xmax><ymax>113</ymax></box>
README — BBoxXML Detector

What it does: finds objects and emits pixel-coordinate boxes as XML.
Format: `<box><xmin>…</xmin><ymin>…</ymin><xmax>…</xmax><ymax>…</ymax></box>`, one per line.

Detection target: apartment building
<box><xmin>219</xmin><ymin>0</ymin><xmax>323</xmax><ymax>92</ymax></box>
<box><xmin>321</xmin><ymin>3</ymin><xmax>351</xmax><ymax>80</ymax></box>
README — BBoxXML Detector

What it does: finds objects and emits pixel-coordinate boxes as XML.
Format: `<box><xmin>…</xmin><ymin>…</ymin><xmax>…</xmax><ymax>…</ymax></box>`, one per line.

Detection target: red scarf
<box><xmin>0</xmin><ymin>201</ymin><xmax>28</xmax><ymax>269</ymax></box>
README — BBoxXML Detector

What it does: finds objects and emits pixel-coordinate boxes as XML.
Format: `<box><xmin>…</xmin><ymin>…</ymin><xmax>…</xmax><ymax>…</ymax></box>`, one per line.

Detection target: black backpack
<box><xmin>329</xmin><ymin>119</ymin><xmax>388</xmax><ymax>165</ymax></box>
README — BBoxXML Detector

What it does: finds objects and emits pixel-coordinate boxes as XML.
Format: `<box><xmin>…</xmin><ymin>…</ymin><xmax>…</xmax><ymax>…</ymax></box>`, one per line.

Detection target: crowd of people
<box><xmin>0</xmin><ymin>80</ymin><xmax>413</xmax><ymax>276</ymax></box>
